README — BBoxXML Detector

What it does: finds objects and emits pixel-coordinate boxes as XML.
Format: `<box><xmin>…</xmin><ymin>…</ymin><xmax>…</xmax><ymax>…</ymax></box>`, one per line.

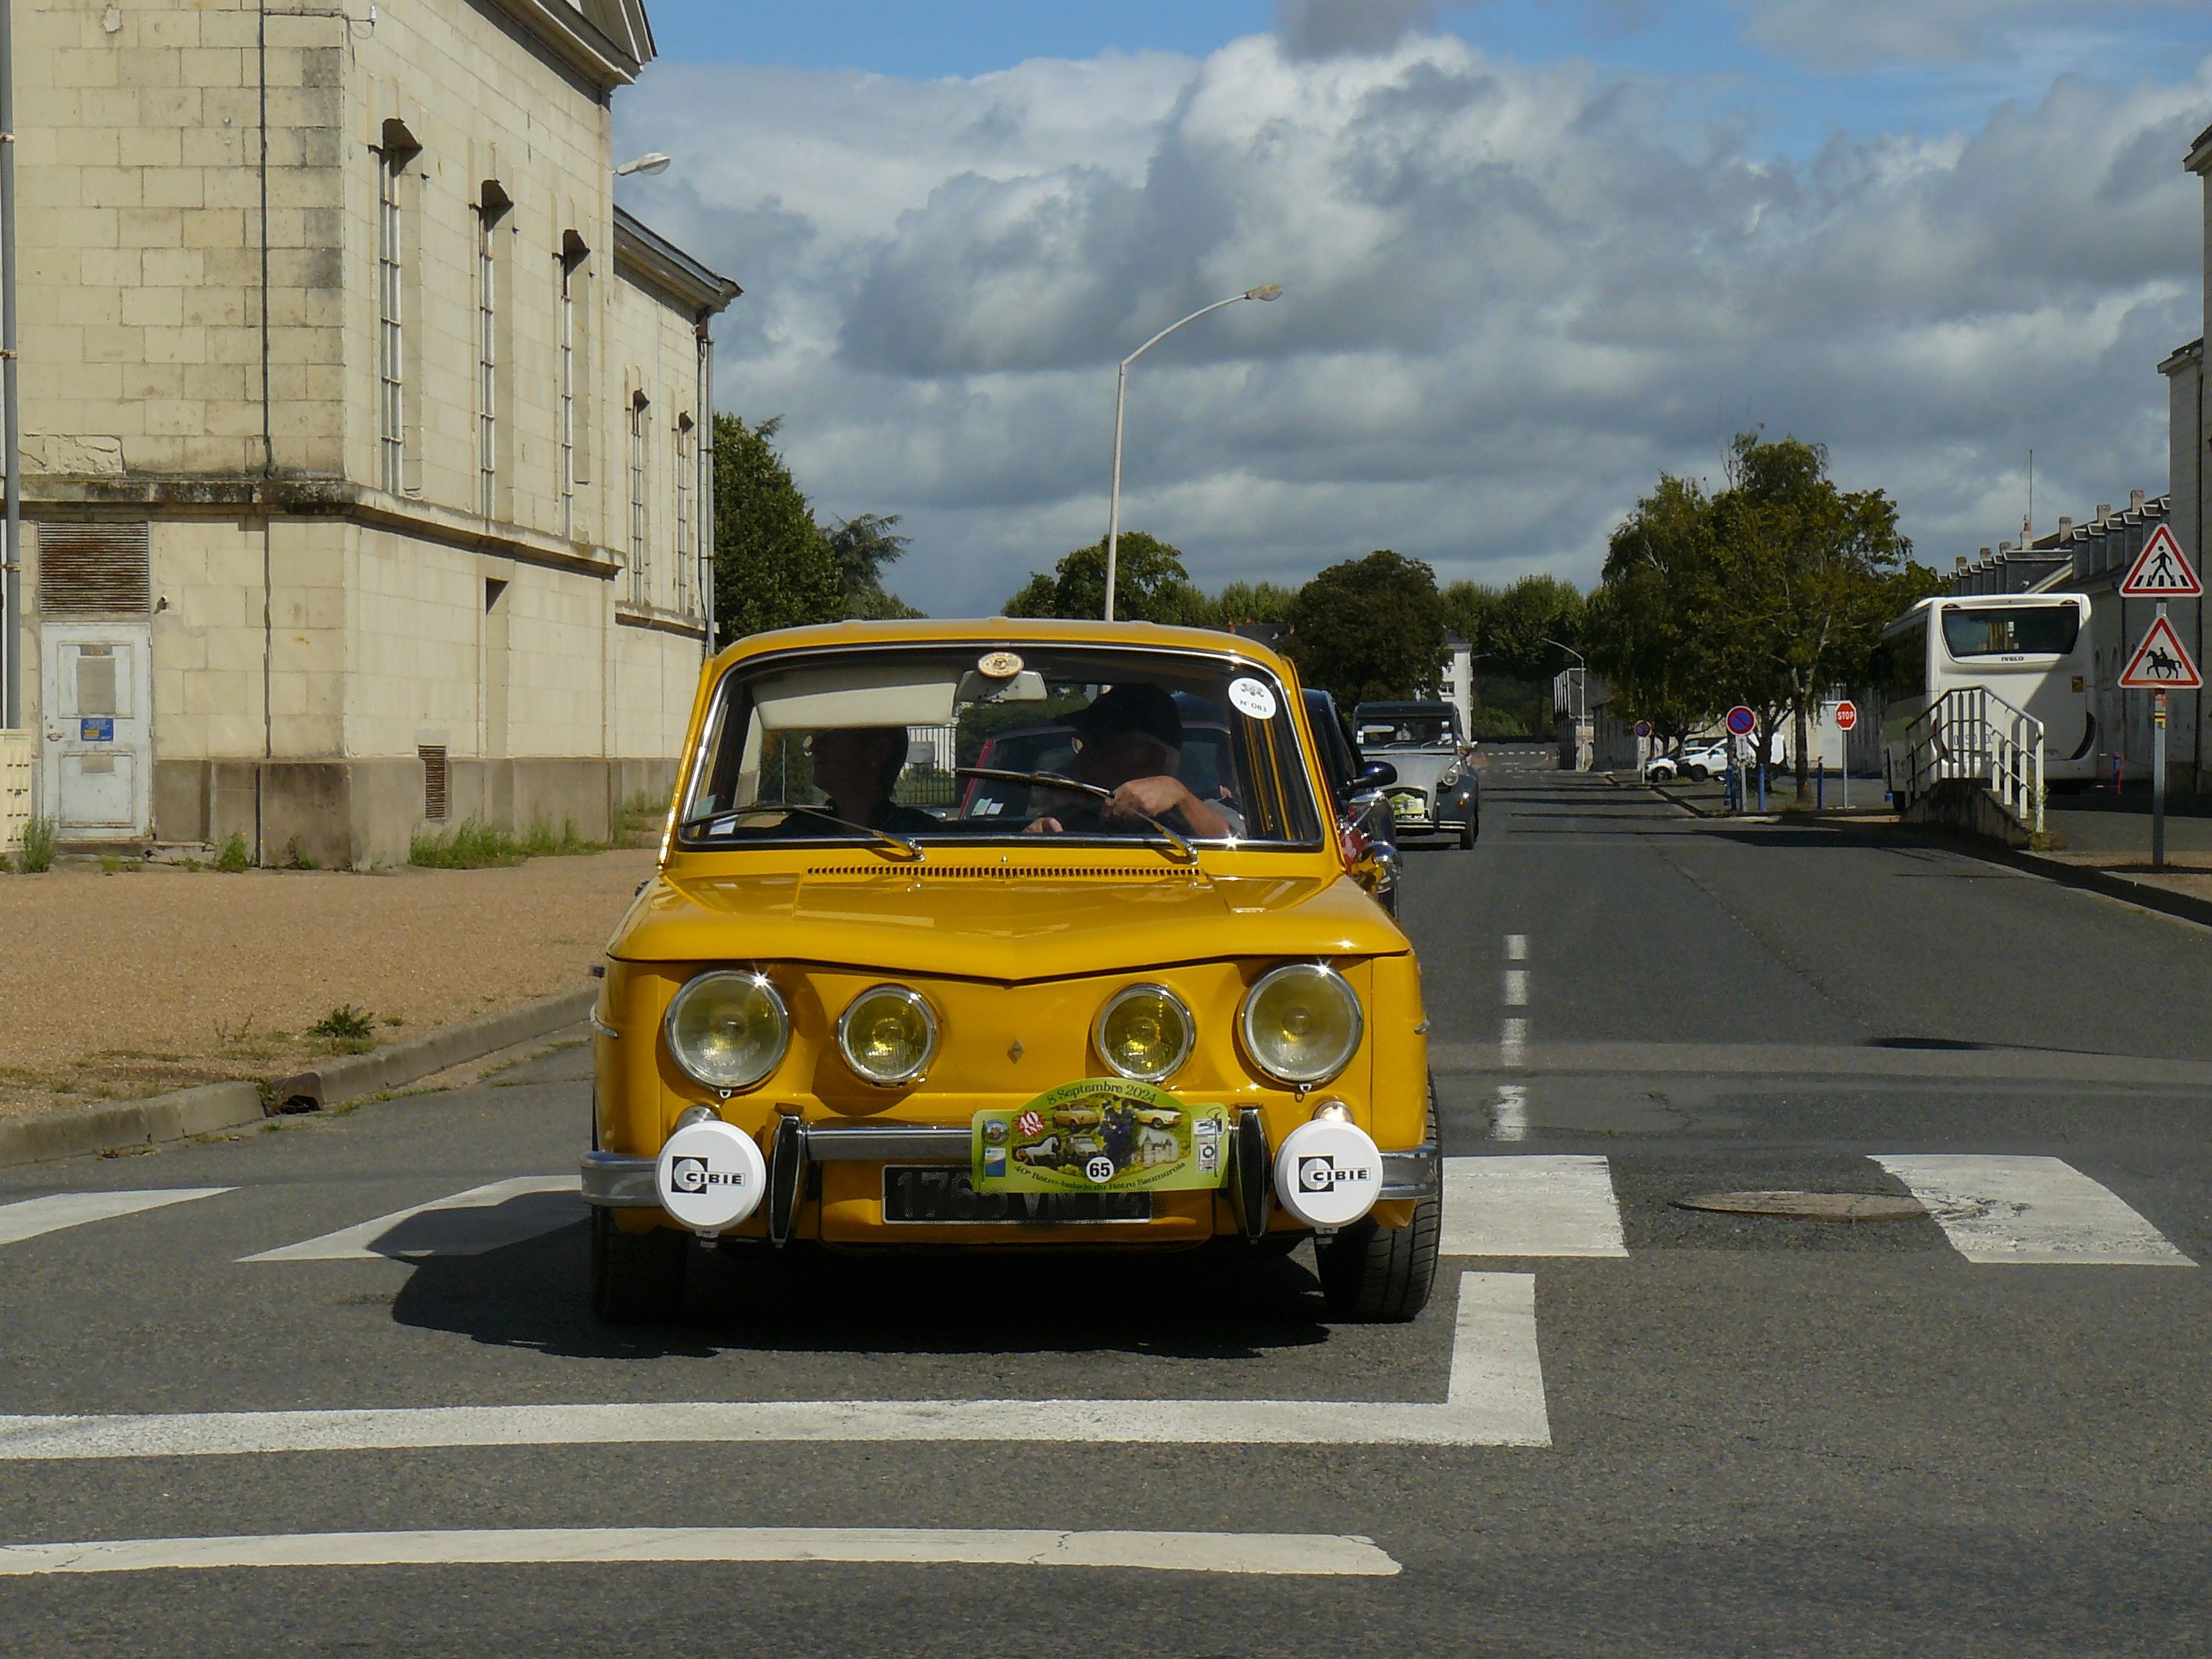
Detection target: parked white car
<box><xmin>1645</xmin><ymin>740</ymin><xmax>1730</xmax><ymax>783</ymax></box>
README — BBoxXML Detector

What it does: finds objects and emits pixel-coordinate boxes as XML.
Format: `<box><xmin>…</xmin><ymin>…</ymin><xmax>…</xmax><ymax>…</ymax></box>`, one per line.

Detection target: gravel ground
<box><xmin>0</xmin><ymin>849</ymin><xmax>653</xmax><ymax>1120</ymax></box>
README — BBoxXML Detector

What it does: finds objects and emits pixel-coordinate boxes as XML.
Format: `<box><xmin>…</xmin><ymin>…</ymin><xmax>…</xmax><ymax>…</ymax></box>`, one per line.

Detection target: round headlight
<box><xmin>663</xmin><ymin>970</ymin><xmax>789</xmax><ymax>1092</ymax></box>
<box><xmin>1094</xmin><ymin>984</ymin><xmax>1195</xmax><ymax>1083</ymax></box>
<box><xmin>837</xmin><ymin>984</ymin><xmax>938</xmax><ymax>1086</ymax></box>
<box><xmin>1238</xmin><ymin>963</ymin><xmax>1363</xmax><ymax>1086</ymax></box>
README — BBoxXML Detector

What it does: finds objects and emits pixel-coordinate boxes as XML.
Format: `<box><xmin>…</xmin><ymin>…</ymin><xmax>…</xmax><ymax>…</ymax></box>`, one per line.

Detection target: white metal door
<box><xmin>39</xmin><ymin>622</ymin><xmax>153</xmax><ymax>840</ymax></box>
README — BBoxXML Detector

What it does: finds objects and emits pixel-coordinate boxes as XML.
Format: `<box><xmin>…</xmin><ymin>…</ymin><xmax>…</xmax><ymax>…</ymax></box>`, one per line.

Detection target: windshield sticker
<box><xmin>976</xmin><ymin>650</ymin><xmax>1025</xmax><ymax>679</ymax></box>
<box><xmin>1227</xmin><ymin>677</ymin><xmax>1277</xmax><ymax>721</ymax></box>
<box><xmin>974</xmin><ymin>1080</ymin><xmax>1231</xmax><ymax>1194</ymax></box>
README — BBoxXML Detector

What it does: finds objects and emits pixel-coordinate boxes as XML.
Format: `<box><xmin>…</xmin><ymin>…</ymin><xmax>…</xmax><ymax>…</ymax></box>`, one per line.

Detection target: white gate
<box><xmin>39</xmin><ymin>621</ymin><xmax>153</xmax><ymax>841</ymax></box>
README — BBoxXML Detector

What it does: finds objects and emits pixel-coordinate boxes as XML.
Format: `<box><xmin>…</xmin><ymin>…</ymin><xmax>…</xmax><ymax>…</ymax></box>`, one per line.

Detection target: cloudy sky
<box><xmin>616</xmin><ymin>1</ymin><xmax>2212</xmax><ymax>615</ymax></box>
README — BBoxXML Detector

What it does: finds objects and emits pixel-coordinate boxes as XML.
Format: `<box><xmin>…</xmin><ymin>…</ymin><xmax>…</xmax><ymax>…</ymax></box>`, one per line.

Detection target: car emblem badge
<box><xmin>1007</xmin><ymin>1040</ymin><xmax>1025</xmax><ymax>1063</ymax></box>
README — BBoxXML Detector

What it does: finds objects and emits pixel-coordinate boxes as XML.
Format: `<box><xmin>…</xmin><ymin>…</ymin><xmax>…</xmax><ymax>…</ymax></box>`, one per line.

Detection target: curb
<box><xmin>0</xmin><ymin>1082</ymin><xmax>266</xmax><ymax>1170</ymax></box>
<box><xmin>1931</xmin><ymin>837</ymin><xmax>2212</xmax><ymax>932</ymax></box>
<box><xmin>269</xmin><ymin>984</ymin><xmax>598</xmax><ymax>1110</ymax></box>
<box><xmin>0</xmin><ymin>982</ymin><xmax>596</xmax><ymax>1171</ymax></box>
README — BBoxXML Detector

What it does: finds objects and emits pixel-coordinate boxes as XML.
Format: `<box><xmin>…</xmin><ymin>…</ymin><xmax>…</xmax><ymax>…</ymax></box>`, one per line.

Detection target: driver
<box><xmin>1027</xmin><ymin>684</ymin><xmax>1238</xmax><ymax>839</ymax></box>
<box><xmin>810</xmin><ymin>727</ymin><xmax>939</xmax><ymax>835</ymax></box>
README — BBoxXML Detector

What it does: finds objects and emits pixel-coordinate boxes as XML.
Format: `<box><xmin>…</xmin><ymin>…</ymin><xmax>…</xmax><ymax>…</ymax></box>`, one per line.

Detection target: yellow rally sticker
<box><xmin>974</xmin><ymin>1079</ymin><xmax>1230</xmax><ymax>1194</ymax></box>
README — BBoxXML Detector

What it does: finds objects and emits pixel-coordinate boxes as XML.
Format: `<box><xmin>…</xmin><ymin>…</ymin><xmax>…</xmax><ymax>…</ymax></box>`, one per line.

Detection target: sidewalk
<box><xmin>0</xmin><ymin>850</ymin><xmax>652</xmax><ymax>1123</ymax></box>
<box><xmin>1621</xmin><ymin>770</ymin><xmax>2212</xmax><ymax>927</ymax></box>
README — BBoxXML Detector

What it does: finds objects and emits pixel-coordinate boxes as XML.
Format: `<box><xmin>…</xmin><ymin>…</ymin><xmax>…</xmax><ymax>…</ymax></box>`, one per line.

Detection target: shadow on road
<box><xmin>389</xmin><ymin>1223</ymin><xmax>1336</xmax><ymax>1362</ymax></box>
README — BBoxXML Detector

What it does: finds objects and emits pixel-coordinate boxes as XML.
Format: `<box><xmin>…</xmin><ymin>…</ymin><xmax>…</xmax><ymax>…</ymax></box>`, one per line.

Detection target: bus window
<box><xmin>1876</xmin><ymin>617</ymin><xmax>1927</xmax><ymax>701</ymax></box>
<box><xmin>1941</xmin><ymin>605</ymin><xmax>2080</xmax><ymax>658</ymax></box>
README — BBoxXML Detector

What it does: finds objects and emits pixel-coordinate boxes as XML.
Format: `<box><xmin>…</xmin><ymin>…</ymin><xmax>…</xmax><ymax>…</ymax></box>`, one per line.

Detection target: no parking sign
<box><xmin>1725</xmin><ymin>706</ymin><xmax>1756</xmax><ymax>737</ymax></box>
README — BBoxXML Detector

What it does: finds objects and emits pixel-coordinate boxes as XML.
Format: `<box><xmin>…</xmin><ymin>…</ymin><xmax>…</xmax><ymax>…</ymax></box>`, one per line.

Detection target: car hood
<box><xmin>612</xmin><ymin>863</ymin><xmax>1406</xmax><ymax>980</ymax></box>
<box><xmin>1378</xmin><ymin>750</ymin><xmax>1460</xmax><ymax>791</ymax></box>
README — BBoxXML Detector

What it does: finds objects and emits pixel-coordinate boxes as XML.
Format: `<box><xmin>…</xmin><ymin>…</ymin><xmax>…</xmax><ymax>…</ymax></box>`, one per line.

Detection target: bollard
<box><xmin>1816</xmin><ymin>766</ymin><xmax>1825</xmax><ymax>812</ymax></box>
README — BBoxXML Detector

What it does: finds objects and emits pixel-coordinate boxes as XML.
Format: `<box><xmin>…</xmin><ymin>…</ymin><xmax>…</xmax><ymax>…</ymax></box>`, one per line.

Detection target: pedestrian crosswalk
<box><xmin>0</xmin><ymin>1154</ymin><xmax>2195</xmax><ymax>1268</ymax></box>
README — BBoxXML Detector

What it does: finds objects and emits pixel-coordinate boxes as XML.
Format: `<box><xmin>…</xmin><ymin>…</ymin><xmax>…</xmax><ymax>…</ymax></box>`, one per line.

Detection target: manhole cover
<box><xmin>1672</xmin><ymin>1190</ymin><xmax>1927</xmax><ymax>1222</ymax></box>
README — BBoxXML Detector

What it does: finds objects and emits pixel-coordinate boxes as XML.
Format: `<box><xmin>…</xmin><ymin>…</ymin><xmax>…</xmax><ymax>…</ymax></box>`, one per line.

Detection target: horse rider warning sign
<box><xmin>2118</xmin><ymin>613</ymin><xmax>2203</xmax><ymax>690</ymax></box>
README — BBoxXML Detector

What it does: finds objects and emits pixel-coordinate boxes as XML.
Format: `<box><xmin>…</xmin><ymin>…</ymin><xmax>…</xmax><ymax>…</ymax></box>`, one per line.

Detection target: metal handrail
<box><xmin>1901</xmin><ymin>686</ymin><xmax>2044</xmax><ymax>835</ymax></box>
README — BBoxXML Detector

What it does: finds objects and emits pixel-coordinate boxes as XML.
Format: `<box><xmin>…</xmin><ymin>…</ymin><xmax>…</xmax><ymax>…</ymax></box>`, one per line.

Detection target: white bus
<box><xmin>1874</xmin><ymin>592</ymin><xmax>2096</xmax><ymax>797</ymax></box>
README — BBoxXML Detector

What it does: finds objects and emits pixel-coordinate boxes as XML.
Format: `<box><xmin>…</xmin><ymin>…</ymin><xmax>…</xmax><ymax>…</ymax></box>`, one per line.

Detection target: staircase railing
<box><xmin>1901</xmin><ymin>685</ymin><xmax>2044</xmax><ymax>835</ymax></box>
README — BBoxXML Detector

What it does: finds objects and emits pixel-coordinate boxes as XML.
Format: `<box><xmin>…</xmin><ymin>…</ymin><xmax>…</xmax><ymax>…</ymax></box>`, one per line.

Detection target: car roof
<box><xmin>706</xmin><ymin>616</ymin><xmax>1298</xmax><ymax>681</ymax></box>
<box><xmin>1354</xmin><ymin>700</ymin><xmax>1453</xmax><ymax>716</ymax></box>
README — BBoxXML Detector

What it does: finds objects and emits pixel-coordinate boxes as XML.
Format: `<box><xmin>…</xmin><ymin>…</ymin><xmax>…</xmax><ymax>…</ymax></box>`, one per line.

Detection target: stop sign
<box><xmin>1835</xmin><ymin>701</ymin><xmax>1859</xmax><ymax>731</ymax></box>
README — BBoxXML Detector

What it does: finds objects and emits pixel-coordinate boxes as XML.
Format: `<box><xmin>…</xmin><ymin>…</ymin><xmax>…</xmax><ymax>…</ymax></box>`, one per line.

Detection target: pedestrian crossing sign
<box><xmin>2118</xmin><ymin>524</ymin><xmax>2200</xmax><ymax>598</ymax></box>
<box><xmin>2118</xmin><ymin>613</ymin><xmax>2203</xmax><ymax>690</ymax></box>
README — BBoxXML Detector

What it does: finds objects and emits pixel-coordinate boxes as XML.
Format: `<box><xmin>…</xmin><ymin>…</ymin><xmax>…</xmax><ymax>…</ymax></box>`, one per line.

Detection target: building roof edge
<box><xmin>613</xmin><ymin>205</ymin><xmax>741</xmax><ymax>318</ymax></box>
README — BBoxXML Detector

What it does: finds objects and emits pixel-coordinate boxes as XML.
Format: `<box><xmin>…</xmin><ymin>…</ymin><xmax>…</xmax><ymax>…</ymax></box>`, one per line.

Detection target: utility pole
<box><xmin>0</xmin><ymin>0</ymin><xmax>19</xmax><ymax>732</ymax></box>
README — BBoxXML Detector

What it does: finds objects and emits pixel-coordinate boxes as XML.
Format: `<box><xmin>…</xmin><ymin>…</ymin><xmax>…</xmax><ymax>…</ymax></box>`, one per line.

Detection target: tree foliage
<box><xmin>1441</xmin><ymin>575</ymin><xmax>1587</xmax><ymax>682</ymax></box>
<box><xmin>710</xmin><ymin>415</ymin><xmax>919</xmax><ymax>644</ymax></box>
<box><xmin>1000</xmin><ymin>531</ymin><xmax>1208</xmax><ymax>624</ymax></box>
<box><xmin>1586</xmin><ymin>431</ymin><xmax>1938</xmax><ymax>776</ymax></box>
<box><xmin>1285</xmin><ymin>550</ymin><xmax>1447</xmax><ymax>706</ymax></box>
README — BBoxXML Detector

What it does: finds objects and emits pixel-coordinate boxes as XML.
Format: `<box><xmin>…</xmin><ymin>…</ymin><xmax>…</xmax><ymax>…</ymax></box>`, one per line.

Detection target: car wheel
<box><xmin>1458</xmin><ymin>814</ymin><xmax>1476</xmax><ymax>849</ymax></box>
<box><xmin>1687</xmin><ymin>765</ymin><xmax>1708</xmax><ymax>782</ymax></box>
<box><xmin>1316</xmin><ymin>1191</ymin><xmax>1441</xmax><ymax>1323</ymax></box>
<box><xmin>590</xmin><ymin>1208</ymin><xmax>688</xmax><ymax>1325</ymax></box>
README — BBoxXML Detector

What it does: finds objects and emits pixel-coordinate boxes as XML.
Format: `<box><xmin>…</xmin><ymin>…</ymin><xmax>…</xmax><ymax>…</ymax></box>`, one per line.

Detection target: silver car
<box><xmin>1352</xmin><ymin>701</ymin><xmax>1480</xmax><ymax>849</ymax></box>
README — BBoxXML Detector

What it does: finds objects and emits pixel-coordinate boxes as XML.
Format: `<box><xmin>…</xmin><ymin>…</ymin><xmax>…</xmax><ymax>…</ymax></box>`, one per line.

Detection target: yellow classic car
<box><xmin>582</xmin><ymin>618</ymin><xmax>1441</xmax><ymax>1323</ymax></box>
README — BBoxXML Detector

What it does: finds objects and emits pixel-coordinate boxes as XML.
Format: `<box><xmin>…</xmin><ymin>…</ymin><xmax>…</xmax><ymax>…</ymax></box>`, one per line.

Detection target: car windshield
<box><xmin>678</xmin><ymin>642</ymin><xmax>1323</xmax><ymax>850</ymax></box>
<box><xmin>1354</xmin><ymin>707</ymin><xmax>1461</xmax><ymax>748</ymax></box>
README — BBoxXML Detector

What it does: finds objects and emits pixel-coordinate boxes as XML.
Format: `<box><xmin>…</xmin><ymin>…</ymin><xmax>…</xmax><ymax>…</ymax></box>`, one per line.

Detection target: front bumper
<box><xmin>580</xmin><ymin>1127</ymin><xmax>1441</xmax><ymax>1215</ymax></box>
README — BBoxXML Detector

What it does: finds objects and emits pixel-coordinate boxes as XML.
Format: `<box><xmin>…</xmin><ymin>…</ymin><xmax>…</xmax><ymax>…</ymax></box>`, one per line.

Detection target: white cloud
<box><xmin>1740</xmin><ymin>0</ymin><xmax>2204</xmax><ymax>71</ymax></box>
<box><xmin>617</xmin><ymin>35</ymin><xmax>2210</xmax><ymax>614</ymax></box>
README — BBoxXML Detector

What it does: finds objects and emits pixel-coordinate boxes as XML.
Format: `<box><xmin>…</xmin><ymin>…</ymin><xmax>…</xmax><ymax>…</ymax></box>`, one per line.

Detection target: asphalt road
<box><xmin>4</xmin><ymin>750</ymin><xmax>2209</xmax><ymax>1656</ymax></box>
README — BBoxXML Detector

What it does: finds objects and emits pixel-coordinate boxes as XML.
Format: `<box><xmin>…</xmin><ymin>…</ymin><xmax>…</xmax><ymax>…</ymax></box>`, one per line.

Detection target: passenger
<box><xmin>1028</xmin><ymin>684</ymin><xmax>1238</xmax><ymax>839</ymax></box>
<box><xmin>809</xmin><ymin>727</ymin><xmax>939</xmax><ymax>835</ymax></box>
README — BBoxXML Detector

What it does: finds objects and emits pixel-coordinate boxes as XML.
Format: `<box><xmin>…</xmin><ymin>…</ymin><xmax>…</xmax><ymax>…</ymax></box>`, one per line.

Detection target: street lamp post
<box><xmin>1542</xmin><ymin>638</ymin><xmax>1586</xmax><ymax>724</ymax></box>
<box><xmin>1103</xmin><ymin>284</ymin><xmax>1282</xmax><ymax>621</ymax></box>
<box><xmin>613</xmin><ymin>153</ymin><xmax>672</xmax><ymax>178</ymax></box>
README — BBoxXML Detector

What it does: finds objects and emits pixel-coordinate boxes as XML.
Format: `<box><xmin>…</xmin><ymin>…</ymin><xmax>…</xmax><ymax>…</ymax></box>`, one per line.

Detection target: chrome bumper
<box><xmin>586</xmin><ymin>1128</ymin><xmax>1441</xmax><ymax>1208</ymax></box>
<box><xmin>1378</xmin><ymin>1140</ymin><xmax>1439</xmax><ymax>1202</ymax></box>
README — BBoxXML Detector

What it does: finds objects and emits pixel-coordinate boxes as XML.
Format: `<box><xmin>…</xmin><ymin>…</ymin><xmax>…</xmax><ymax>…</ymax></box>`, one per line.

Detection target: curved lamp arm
<box><xmin>1104</xmin><ymin>284</ymin><xmax>1284</xmax><ymax>621</ymax></box>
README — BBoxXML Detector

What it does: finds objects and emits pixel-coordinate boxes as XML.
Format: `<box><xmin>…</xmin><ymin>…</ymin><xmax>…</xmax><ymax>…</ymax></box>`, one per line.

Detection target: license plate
<box><xmin>881</xmin><ymin>1166</ymin><xmax>1152</xmax><ymax>1224</ymax></box>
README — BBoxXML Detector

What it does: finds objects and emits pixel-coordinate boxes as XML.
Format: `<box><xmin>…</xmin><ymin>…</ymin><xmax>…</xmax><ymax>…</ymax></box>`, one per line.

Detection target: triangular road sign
<box><xmin>2118</xmin><ymin>613</ymin><xmax>2203</xmax><ymax>690</ymax></box>
<box><xmin>2118</xmin><ymin>523</ymin><xmax>2201</xmax><ymax>598</ymax></box>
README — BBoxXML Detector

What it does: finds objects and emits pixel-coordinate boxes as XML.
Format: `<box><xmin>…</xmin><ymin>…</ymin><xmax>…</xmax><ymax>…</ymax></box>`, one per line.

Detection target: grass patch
<box><xmin>309</xmin><ymin>1004</ymin><xmax>377</xmax><ymax>1043</ymax></box>
<box><xmin>613</xmin><ymin>793</ymin><xmax>668</xmax><ymax>848</ymax></box>
<box><xmin>12</xmin><ymin>814</ymin><xmax>58</xmax><ymax>873</ymax></box>
<box><xmin>410</xmin><ymin>815</ymin><xmax>603</xmax><ymax>868</ymax></box>
<box><xmin>216</xmin><ymin>830</ymin><xmax>252</xmax><ymax>873</ymax></box>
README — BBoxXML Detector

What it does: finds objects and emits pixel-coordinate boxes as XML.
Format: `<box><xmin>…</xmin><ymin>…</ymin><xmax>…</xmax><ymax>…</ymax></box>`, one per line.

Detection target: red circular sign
<box><xmin>1725</xmin><ymin>706</ymin><xmax>1756</xmax><ymax>737</ymax></box>
<box><xmin>1834</xmin><ymin>701</ymin><xmax>1859</xmax><ymax>731</ymax></box>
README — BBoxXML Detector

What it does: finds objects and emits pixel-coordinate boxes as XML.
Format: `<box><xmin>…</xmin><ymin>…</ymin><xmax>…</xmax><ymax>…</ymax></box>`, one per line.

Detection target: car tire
<box><xmin>1458</xmin><ymin>814</ymin><xmax>1476</xmax><ymax>849</ymax></box>
<box><xmin>1687</xmin><ymin>765</ymin><xmax>1708</xmax><ymax>781</ymax></box>
<box><xmin>590</xmin><ymin>1208</ymin><xmax>688</xmax><ymax>1325</ymax></box>
<box><xmin>1316</xmin><ymin>1190</ymin><xmax>1441</xmax><ymax>1323</ymax></box>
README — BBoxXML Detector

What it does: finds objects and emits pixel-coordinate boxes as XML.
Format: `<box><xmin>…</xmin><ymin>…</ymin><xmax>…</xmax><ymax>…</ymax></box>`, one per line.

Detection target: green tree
<box><xmin>1714</xmin><ymin>433</ymin><xmax>1930</xmax><ymax>788</ymax></box>
<box><xmin>711</xmin><ymin>415</ymin><xmax>845</xmax><ymax>644</ymax></box>
<box><xmin>1000</xmin><ymin>531</ymin><xmax>1207</xmax><ymax>623</ymax></box>
<box><xmin>827</xmin><ymin>512</ymin><xmax>922</xmax><ymax>619</ymax></box>
<box><xmin>1204</xmin><ymin>580</ymin><xmax>1300</xmax><ymax>629</ymax></box>
<box><xmin>1586</xmin><ymin>472</ymin><xmax>1727</xmax><ymax>746</ymax></box>
<box><xmin>1285</xmin><ymin>550</ymin><xmax>1447</xmax><ymax>706</ymax></box>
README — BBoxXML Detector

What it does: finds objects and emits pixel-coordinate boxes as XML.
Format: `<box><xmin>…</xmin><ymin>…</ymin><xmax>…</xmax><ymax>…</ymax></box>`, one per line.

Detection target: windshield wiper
<box><xmin>677</xmin><ymin>804</ymin><xmax>922</xmax><ymax>862</ymax></box>
<box><xmin>955</xmin><ymin>768</ymin><xmax>1197</xmax><ymax>866</ymax></box>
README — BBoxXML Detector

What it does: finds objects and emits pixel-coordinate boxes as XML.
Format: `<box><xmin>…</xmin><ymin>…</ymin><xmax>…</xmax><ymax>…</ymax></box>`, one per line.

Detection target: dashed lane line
<box><xmin>0</xmin><ymin>1526</ymin><xmax>1401</xmax><ymax>1578</ymax></box>
<box><xmin>0</xmin><ymin>1190</ymin><xmax>232</xmax><ymax>1249</ymax></box>
<box><xmin>240</xmin><ymin>1176</ymin><xmax>583</xmax><ymax>1263</ymax></box>
<box><xmin>1489</xmin><ymin>1084</ymin><xmax>1529</xmax><ymax>1143</ymax></box>
<box><xmin>1874</xmin><ymin>1154</ymin><xmax>2195</xmax><ymax>1267</ymax></box>
<box><xmin>0</xmin><ymin>1272</ymin><xmax>1550</xmax><ymax>1455</ymax></box>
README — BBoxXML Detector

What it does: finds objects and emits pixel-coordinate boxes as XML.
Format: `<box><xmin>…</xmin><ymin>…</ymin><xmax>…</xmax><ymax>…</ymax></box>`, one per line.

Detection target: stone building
<box><xmin>6</xmin><ymin>0</ymin><xmax>736</xmax><ymax>866</ymax></box>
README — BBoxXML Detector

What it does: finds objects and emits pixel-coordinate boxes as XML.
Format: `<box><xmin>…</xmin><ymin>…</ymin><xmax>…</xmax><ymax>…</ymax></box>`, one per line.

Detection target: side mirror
<box><xmin>1354</xmin><ymin>760</ymin><xmax>1398</xmax><ymax>788</ymax></box>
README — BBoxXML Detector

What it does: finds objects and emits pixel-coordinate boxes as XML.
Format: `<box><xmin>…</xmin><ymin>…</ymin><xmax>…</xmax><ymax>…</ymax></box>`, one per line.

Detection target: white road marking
<box><xmin>1489</xmin><ymin>1083</ymin><xmax>1528</xmax><ymax>1143</ymax></box>
<box><xmin>1504</xmin><ymin>934</ymin><xmax>1528</xmax><ymax>961</ymax></box>
<box><xmin>1503</xmin><ymin>969</ymin><xmax>1529</xmax><ymax>1007</ymax></box>
<box><xmin>1873</xmin><ymin>1154</ymin><xmax>2194</xmax><ymax>1267</ymax></box>
<box><xmin>1442</xmin><ymin>1155</ymin><xmax>1627</xmax><ymax>1259</ymax></box>
<box><xmin>240</xmin><ymin>1176</ymin><xmax>582</xmax><ymax>1263</ymax></box>
<box><xmin>0</xmin><ymin>1525</ymin><xmax>1399</xmax><ymax>1578</ymax></box>
<box><xmin>0</xmin><ymin>1272</ymin><xmax>1550</xmax><ymax>1455</ymax></box>
<box><xmin>1499</xmin><ymin>1017</ymin><xmax>1527</xmax><ymax>1069</ymax></box>
<box><xmin>0</xmin><ymin>1190</ymin><xmax>230</xmax><ymax>1249</ymax></box>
